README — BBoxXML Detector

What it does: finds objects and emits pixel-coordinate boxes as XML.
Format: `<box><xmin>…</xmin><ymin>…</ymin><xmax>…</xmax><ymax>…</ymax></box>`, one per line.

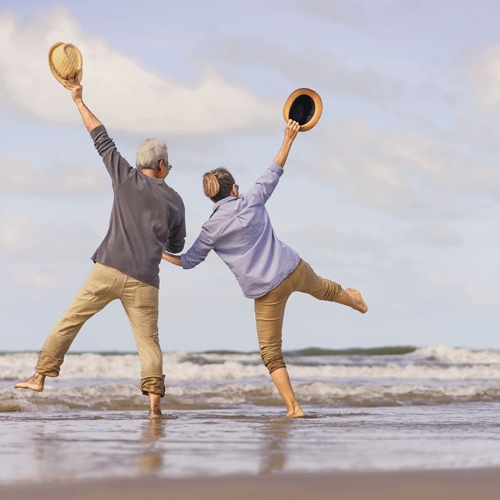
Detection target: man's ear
<box><xmin>158</xmin><ymin>159</ymin><xmax>168</xmax><ymax>177</ymax></box>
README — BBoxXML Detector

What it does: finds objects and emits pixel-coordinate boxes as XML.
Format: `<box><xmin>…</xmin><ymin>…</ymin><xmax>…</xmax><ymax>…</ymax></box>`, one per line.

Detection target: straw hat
<box><xmin>48</xmin><ymin>42</ymin><xmax>83</xmax><ymax>85</ymax></box>
<box><xmin>283</xmin><ymin>88</ymin><xmax>322</xmax><ymax>131</ymax></box>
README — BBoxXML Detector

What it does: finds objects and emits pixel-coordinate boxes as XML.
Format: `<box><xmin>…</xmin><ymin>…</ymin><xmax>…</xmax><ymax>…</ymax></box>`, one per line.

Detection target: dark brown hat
<box><xmin>283</xmin><ymin>88</ymin><xmax>322</xmax><ymax>131</ymax></box>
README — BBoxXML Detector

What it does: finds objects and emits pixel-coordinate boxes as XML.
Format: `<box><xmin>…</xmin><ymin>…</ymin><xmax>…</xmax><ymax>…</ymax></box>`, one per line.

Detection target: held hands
<box><xmin>162</xmin><ymin>251</ymin><xmax>182</xmax><ymax>266</ymax></box>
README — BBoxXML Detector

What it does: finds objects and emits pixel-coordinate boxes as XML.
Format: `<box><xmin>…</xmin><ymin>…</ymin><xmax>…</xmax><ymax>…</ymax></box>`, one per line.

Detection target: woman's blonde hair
<box><xmin>203</xmin><ymin>168</ymin><xmax>235</xmax><ymax>202</ymax></box>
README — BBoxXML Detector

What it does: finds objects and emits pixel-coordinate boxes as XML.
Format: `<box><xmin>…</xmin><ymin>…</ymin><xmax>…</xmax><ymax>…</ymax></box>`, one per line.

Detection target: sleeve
<box><xmin>245</xmin><ymin>162</ymin><xmax>284</xmax><ymax>205</ymax></box>
<box><xmin>90</xmin><ymin>125</ymin><xmax>134</xmax><ymax>187</ymax></box>
<box><xmin>166</xmin><ymin>202</ymin><xmax>187</xmax><ymax>254</ymax></box>
<box><xmin>180</xmin><ymin>225</ymin><xmax>215</xmax><ymax>269</ymax></box>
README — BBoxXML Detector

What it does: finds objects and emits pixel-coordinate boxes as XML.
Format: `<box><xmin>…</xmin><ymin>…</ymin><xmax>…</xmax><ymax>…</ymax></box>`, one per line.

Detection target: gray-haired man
<box><xmin>15</xmin><ymin>78</ymin><xmax>186</xmax><ymax>418</ymax></box>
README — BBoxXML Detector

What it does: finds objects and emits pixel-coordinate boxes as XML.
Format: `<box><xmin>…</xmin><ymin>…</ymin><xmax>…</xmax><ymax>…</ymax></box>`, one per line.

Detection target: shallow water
<box><xmin>4</xmin><ymin>345</ymin><xmax>500</xmax><ymax>412</ymax></box>
<box><xmin>3</xmin><ymin>346</ymin><xmax>500</xmax><ymax>484</ymax></box>
<box><xmin>2</xmin><ymin>403</ymin><xmax>500</xmax><ymax>484</ymax></box>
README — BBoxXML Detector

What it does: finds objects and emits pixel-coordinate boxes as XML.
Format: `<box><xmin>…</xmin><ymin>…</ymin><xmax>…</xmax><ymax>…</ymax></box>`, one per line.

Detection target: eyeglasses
<box><xmin>160</xmin><ymin>159</ymin><xmax>173</xmax><ymax>171</ymax></box>
<box><xmin>234</xmin><ymin>184</ymin><xmax>239</xmax><ymax>190</ymax></box>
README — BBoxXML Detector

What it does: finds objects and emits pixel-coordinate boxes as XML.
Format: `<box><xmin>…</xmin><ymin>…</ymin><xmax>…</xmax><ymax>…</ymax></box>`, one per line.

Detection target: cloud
<box><xmin>199</xmin><ymin>35</ymin><xmax>402</xmax><ymax>103</ymax></box>
<box><xmin>469</xmin><ymin>44</ymin><xmax>500</xmax><ymax>111</ymax></box>
<box><xmin>0</xmin><ymin>8</ymin><xmax>278</xmax><ymax>135</ymax></box>
<box><xmin>7</xmin><ymin>261</ymin><xmax>76</xmax><ymax>293</ymax></box>
<box><xmin>302</xmin><ymin>222</ymin><xmax>388</xmax><ymax>255</ymax></box>
<box><xmin>0</xmin><ymin>212</ymin><xmax>33</xmax><ymax>253</ymax></box>
<box><xmin>310</xmin><ymin>117</ymin><xmax>500</xmax><ymax>216</ymax></box>
<box><xmin>0</xmin><ymin>211</ymin><xmax>99</xmax><ymax>260</ymax></box>
<box><xmin>416</xmin><ymin>224</ymin><xmax>462</xmax><ymax>246</ymax></box>
<box><xmin>0</xmin><ymin>153</ymin><xmax>108</xmax><ymax>194</ymax></box>
<box><xmin>413</xmin><ymin>265</ymin><xmax>500</xmax><ymax>311</ymax></box>
<box><xmin>297</xmin><ymin>0</ymin><xmax>367</xmax><ymax>24</ymax></box>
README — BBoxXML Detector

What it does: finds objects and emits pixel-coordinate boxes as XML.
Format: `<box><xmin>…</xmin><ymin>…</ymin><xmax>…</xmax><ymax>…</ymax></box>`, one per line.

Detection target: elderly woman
<box><xmin>163</xmin><ymin>119</ymin><xmax>367</xmax><ymax>417</ymax></box>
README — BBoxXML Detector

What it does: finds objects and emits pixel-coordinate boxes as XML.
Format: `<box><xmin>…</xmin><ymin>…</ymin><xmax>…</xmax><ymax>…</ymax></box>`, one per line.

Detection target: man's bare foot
<box><xmin>346</xmin><ymin>288</ymin><xmax>368</xmax><ymax>313</ymax></box>
<box><xmin>148</xmin><ymin>393</ymin><xmax>162</xmax><ymax>419</ymax></box>
<box><xmin>148</xmin><ymin>408</ymin><xmax>162</xmax><ymax>419</ymax></box>
<box><xmin>14</xmin><ymin>373</ymin><xmax>46</xmax><ymax>392</ymax></box>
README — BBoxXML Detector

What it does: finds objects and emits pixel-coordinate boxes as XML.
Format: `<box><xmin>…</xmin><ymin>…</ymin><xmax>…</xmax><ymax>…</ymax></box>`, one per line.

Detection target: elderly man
<box><xmin>15</xmin><ymin>77</ymin><xmax>186</xmax><ymax>418</ymax></box>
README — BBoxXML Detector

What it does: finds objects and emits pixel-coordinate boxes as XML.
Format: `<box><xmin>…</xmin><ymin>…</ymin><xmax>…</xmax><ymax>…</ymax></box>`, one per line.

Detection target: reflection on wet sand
<box><xmin>138</xmin><ymin>418</ymin><xmax>165</xmax><ymax>475</ymax></box>
<box><xmin>259</xmin><ymin>417</ymin><xmax>292</xmax><ymax>473</ymax></box>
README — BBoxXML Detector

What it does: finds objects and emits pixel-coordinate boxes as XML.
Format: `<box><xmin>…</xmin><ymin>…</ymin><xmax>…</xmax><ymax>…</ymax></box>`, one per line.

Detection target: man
<box><xmin>15</xmin><ymin>77</ymin><xmax>186</xmax><ymax>418</ymax></box>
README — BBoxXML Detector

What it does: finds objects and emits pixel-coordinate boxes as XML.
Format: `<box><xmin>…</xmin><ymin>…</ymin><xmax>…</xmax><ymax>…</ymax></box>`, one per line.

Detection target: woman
<box><xmin>163</xmin><ymin>119</ymin><xmax>367</xmax><ymax>417</ymax></box>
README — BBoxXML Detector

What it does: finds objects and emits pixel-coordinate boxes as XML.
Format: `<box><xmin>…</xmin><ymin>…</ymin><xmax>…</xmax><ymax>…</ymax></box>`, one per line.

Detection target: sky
<box><xmin>1</xmin><ymin>0</ymin><xmax>500</xmax><ymax>354</ymax></box>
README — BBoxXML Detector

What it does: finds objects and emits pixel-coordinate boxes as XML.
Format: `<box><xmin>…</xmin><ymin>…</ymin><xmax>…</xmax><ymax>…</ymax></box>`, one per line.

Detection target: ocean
<box><xmin>1</xmin><ymin>344</ymin><xmax>500</xmax><ymax>483</ymax></box>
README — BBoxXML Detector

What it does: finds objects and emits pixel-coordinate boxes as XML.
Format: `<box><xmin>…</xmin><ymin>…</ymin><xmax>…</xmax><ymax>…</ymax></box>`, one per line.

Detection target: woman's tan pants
<box><xmin>254</xmin><ymin>259</ymin><xmax>341</xmax><ymax>374</ymax></box>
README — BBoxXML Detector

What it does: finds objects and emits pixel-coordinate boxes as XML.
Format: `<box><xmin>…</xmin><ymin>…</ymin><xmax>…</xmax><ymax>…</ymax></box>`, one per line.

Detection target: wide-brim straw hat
<box><xmin>48</xmin><ymin>42</ymin><xmax>83</xmax><ymax>85</ymax></box>
<box><xmin>283</xmin><ymin>88</ymin><xmax>323</xmax><ymax>131</ymax></box>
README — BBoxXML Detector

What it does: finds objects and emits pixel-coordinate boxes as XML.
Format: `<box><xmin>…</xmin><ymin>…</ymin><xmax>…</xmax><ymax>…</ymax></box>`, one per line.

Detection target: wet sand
<box><xmin>1</xmin><ymin>468</ymin><xmax>500</xmax><ymax>500</ymax></box>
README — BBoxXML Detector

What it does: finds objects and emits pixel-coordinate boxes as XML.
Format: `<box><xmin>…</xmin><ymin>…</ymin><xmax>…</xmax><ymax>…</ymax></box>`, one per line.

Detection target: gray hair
<box><xmin>135</xmin><ymin>138</ymin><xmax>168</xmax><ymax>171</ymax></box>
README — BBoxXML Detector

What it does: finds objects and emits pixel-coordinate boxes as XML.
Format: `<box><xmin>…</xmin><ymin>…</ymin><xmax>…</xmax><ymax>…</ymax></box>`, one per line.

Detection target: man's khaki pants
<box><xmin>36</xmin><ymin>263</ymin><xmax>165</xmax><ymax>396</ymax></box>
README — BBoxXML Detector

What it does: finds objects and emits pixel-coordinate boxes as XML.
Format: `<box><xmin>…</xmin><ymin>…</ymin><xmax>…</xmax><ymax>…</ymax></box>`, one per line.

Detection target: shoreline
<box><xmin>2</xmin><ymin>468</ymin><xmax>500</xmax><ymax>500</ymax></box>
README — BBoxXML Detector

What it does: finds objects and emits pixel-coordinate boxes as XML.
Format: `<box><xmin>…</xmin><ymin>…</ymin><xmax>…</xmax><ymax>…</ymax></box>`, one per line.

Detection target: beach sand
<box><xmin>1</xmin><ymin>469</ymin><xmax>500</xmax><ymax>500</ymax></box>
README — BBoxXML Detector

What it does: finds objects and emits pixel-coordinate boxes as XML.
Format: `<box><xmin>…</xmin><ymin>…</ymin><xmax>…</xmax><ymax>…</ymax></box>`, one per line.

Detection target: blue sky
<box><xmin>1</xmin><ymin>0</ymin><xmax>499</xmax><ymax>353</ymax></box>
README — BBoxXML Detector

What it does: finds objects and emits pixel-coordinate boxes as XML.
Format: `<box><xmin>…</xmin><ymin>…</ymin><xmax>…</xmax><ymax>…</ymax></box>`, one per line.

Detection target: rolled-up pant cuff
<box><xmin>140</xmin><ymin>374</ymin><xmax>165</xmax><ymax>397</ymax></box>
<box><xmin>35</xmin><ymin>350</ymin><xmax>64</xmax><ymax>378</ymax></box>
<box><xmin>262</xmin><ymin>357</ymin><xmax>286</xmax><ymax>374</ymax></box>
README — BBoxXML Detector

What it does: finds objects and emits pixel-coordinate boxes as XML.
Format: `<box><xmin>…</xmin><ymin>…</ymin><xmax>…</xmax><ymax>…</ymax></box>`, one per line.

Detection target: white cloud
<box><xmin>9</xmin><ymin>261</ymin><xmax>74</xmax><ymax>293</ymax></box>
<box><xmin>311</xmin><ymin>117</ymin><xmax>500</xmax><ymax>216</ymax></box>
<box><xmin>0</xmin><ymin>8</ymin><xmax>277</xmax><ymax>135</ymax></box>
<box><xmin>0</xmin><ymin>153</ymin><xmax>108</xmax><ymax>194</ymax></box>
<box><xmin>416</xmin><ymin>224</ymin><xmax>462</xmax><ymax>246</ymax></box>
<box><xmin>470</xmin><ymin>44</ymin><xmax>500</xmax><ymax>111</ymax></box>
<box><xmin>0</xmin><ymin>211</ymin><xmax>98</xmax><ymax>259</ymax></box>
<box><xmin>0</xmin><ymin>213</ymin><xmax>33</xmax><ymax>252</ymax></box>
<box><xmin>297</xmin><ymin>0</ymin><xmax>367</xmax><ymax>24</ymax></box>
<box><xmin>203</xmin><ymin>35</ymin><xmax>402</xmax><ymax>103</ymax></box>
<box><xmin>302</xmin><ymin>222</ymin><xmax>388</xmax><ymax>255</ymax></box>
<box><xmin>414</xmin><ymin>265</ymin><xmax>500</xmax><ymax>311</ymax></box>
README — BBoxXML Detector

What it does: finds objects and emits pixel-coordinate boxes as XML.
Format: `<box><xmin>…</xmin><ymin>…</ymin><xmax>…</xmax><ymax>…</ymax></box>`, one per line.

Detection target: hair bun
<box><xmin>203</xmin><ymin>172</ymin><xmax>221</xmax><ymax>198</ymax></box>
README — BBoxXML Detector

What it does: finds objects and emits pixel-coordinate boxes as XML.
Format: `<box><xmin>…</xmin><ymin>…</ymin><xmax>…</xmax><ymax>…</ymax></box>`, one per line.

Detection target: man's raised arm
<box><xmin>63</xmin><ymin>77</ymin><xmax>102</xmax><ymax>133</ymax></box>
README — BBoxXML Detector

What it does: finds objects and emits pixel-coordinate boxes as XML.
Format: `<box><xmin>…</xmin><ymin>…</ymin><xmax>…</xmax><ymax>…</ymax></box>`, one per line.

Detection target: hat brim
<box><xmin>283</xmin><ymin>88</ymin><xmax>323</xmax><ymax>132</ymax></box>
<box><xmin>48</xmin><ymin>42</ymin><xmax>83</xmax><ymax>85</ymax></box>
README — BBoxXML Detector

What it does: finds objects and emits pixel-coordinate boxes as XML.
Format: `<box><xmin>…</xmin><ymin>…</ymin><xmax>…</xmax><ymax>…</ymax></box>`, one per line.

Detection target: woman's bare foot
<box><xmin>287</xmin><ymin>405</ymin><xmax>306</xmax><ymax>418</ymax></box>
<box><xmin>346</xmin><ymin>288</ymin><xmax>368</xmax><ymax>313</ymax></box>
<box><xmin>14</xmin><ymin>372</ymin><xmax>46</xmax><ymax>392</ymax></box>
<box><xmin>270</xmin><ymin>368</ymin><xmax>306</xmax><ymax>418</ymax></box>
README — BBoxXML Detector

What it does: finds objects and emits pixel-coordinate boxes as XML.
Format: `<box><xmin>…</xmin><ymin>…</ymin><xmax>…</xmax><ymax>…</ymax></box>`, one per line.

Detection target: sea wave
<box><xmin>409</xmin><ymin>344</ymin><xmax>500</xmax><ymax>364</ymax></box>
<box><xmin>2</xmin><ymin>345</ymin><xmax>500</xmax><ymax>413</ymax></box>
<box><xmin>2</xmin><ymin>345</ymin><xmax>500</xmax><ymax>382</ymax></box>
<box><xmin>2</xmin><ymin>379</ymin><xmax>500</xmax><ymax>413</ymax></box>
